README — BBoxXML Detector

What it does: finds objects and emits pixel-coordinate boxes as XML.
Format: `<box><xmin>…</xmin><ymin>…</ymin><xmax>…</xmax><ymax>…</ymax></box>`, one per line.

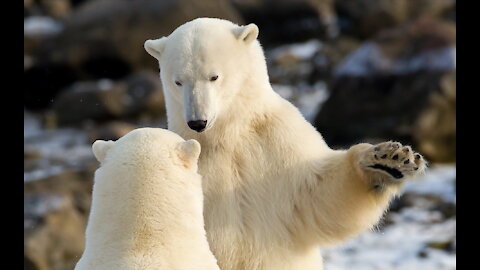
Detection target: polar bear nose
<box><xmin>187</xmin><ymin>120</ymin><xmax>207</xmax><ymax>132</ymax></box>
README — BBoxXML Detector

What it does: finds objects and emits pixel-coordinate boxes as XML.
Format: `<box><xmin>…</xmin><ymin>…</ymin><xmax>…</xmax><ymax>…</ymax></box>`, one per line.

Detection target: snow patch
<box><xmin>335</xmin><ymin>43</ymin><xmax>456</xmax><ymax>77</ymax></box>
<box><xmin>269</xmin><ymin>40</ymin><xmax>323</xmax><ymax>61</ymax></box>
<box><xmin>24</xmin><ymin>16</ymin><xmax>63</xmax><ymax>37</ymax></box>
<box><xmin>272</xmin><ymin>81</ymin><xmax>329</xmax><ymax>122</ymax></box>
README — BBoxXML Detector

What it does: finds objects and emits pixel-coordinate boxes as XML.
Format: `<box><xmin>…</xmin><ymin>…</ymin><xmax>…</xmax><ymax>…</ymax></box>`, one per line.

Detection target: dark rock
<box><xmin>413</xmin><ymin>72</ymin><xmax>455</xmax><ymax>162</ymax></box>
<box><xmin>334</xmin><ymin>18</ymin><xmax>456</xmax><ymax>77</ymax></box>
<box><xmin>310</xmin><ymin>37</ymin><xmax>360</xmax><ymax>82</ymax></box>
<box><xmin>24</xmin><ymin>170</ymin><xmax>95</xmax><ymax>270</ymax></box>
<box><xmin>24</xmin><ymin>255</ymin><xmax>39</xmax><ymax>270</ymax></box>
<box><xmin>87</xmin><ymin>121</ymin><xmax>137</xmax><ymax>144</ymax></box>
<box><xmin>24</xmin><ymin>170</ymin><xmax>94</xmax><ymax>212</ymax></box>
<box><xmin>267</xmin><ymin>37</ymin><xmax>360</xmax><ymax>85</ymax></box>
<box><xmin>51</xmin><ymin>71</ymin><xmax>165</xmax><ymax>125</ymax></box>
<box><xmin>430</xmin><ymin>200</ymin><xmax>456</xmax><ymax>219</ymax></box>
<box><xmin>24</xmin><ymin>16</ymin><xmax>64</xmax><ymax>57</ymax></box>
<box><xmin>335</xmin><ymin>0</ymin><xmax>455</xmax><ymax>39</ymax></box>
<box><xmin>24</xmin><ymin>0</ymin><xmax>74</xmax><ymax>18</ymax></box>
<box><xmin>418</xmin><ymin>249</ymin><xmax>429</xmax><ymax>258</ymax></box>
<box><xmin>267</xmin><ymin>40</ymin><xmax>322</xmax><ymax>84</ymax></box>
<box><xmin>24</xmin><ymin>62</ymin><xmax>78</xmax><ymax>111</ymax></box>
<box><xmin>124</xmin><ymin>71</ymin><xmax>166</xmax><ymax>118</ymax></box>
<box><xmin>24</xmin><ymin>149</ymin><xmax>42</xmax><ymax>160</ymax></box>
<box><xmin>232</xmin><ymin>0</ymin><xmax>338</xmax><ymax>44</ymax></box>
<box><xmin>388</xmin><ymin>194</ymin><xmax>414</xmax><ymax>213</ymax></box>
<box><xmin>40</xmin><ymin>0</ymin><xmax>72</xmax><ymax>19</ymax></box>
<box><xmin>314</xmin><ymin>19</ymin><xmax>455</xmax><ymax>150</ymax></box>
<box><xmin>32</xmin><ymin>0</ymin><xmax>243</xmax><ymax>78</ymax></box>
<box><xmin>51</xmin><ymin>79</ymin><xmax>129</xmax><ymax>124</ymax></box>
<box><xmin>315</xmin><ymin>71</ymin><xmax>448</xmax><ymax>148</ymax></box>
<box><xmin>24</xmin><ymin>195</ymin><xmax>86</xmax><ymax>270</ymax></box>
<box><xmin>427</xmin><ymin>240</ymin><xmax>456</xmax><ymax>253</ymax></box>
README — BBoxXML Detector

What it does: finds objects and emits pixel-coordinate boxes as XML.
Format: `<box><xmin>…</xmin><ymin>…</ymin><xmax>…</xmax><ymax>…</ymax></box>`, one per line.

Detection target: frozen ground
<box><xmin>322</xmin><ymin>165</ymin><xmax>456</xmax><ymax>270</ymax></box>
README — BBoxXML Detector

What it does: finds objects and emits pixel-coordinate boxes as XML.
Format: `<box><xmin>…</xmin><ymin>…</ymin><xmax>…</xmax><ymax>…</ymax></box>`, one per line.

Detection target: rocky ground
<box><xmin>24</xmin><ymin>1</ymin><xmax>456</xmax><ymax>269</ymax></box>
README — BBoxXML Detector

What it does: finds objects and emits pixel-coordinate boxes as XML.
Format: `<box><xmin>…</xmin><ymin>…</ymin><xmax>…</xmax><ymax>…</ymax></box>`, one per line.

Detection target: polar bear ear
<box><xmin>234</xmin><ymin>23</ymin><xmax>259</xmax><ymax>44</ymax></box>
<box><xmin>144</xmin><ymin>37</ymin><xmax>167</xmax><ymax>60</ymax></box>
<box><xmin>92</xmin><ymin>140</ymin><xmax>115</xmax><ymax>164</ymax></box>
<box><xmin>176</xmin><ymin>139</ymin><xmax>201</xmax><ymax>170</ymax></box>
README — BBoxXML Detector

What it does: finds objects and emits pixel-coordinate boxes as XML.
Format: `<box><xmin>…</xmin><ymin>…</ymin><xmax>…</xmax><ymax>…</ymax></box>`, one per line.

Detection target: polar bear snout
<box><xmin>188</xmin><ymin>120</ymin><xmax>208</xmax><ymax>132</ymax></box>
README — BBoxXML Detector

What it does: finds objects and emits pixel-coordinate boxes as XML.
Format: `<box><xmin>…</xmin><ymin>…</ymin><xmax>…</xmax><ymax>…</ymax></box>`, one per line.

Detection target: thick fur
<box><xmin>75</xmin><ymin>128</ymin><xmax>220</xmax><ymax>270</ymax></box>
<box><xmin>145</xmin><ymin>18</ymin><xmax>427</xmax><ymax>270</ymax></box>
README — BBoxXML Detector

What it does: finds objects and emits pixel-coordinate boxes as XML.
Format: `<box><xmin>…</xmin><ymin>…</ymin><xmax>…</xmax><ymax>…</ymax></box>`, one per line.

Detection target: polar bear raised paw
<box><xmin>359</xmin><ymin>141</ymin><xmax>426</xmax><ymax>186</ymax></box>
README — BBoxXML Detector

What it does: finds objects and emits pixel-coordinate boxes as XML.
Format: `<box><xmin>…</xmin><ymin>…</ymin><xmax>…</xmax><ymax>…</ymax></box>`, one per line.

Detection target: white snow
<box><xmin>402</xmin><ymin>165</ymin><xmax>456</xmax><ymax>203</ymax></box>
<box><xmin>98</xmin><ymin>79</ymin><xmax>115</xmax><ymax>91</ymax></box>
<box><xmin>296</xmin><ymin>81</ymin><xmax>329</xmax><ymax>121</ymax></box>
<box><xmin>24</xmin><ymin>111</ymin><xmax>43</xmax><ymax>139</ymax></box>
<box><xmin>24</xmin><ymin>113</ymin><xmax>95</xmax><ymax>182</ymax></box>
<box><xmin>269</xmin><ymin>40</ymin><xmax>323</xmax><ymax>61</ymax></box>
<box><xmin>272</xmin><ymin>81</ymin><xmax>329</xmax><ymax>122</ymax></box>
<box><xmin>394</xmin><ymin>47</ymin><xmax>456</xmax><ymax>75</ymax></box>
<box><xmin>272</xmin><ymin>84</ymin><xmax>294</xmax><ymax>100</ymax></box>
<box><xmin>322</xmin><ymin>165</ymin><xmax>456</xmax><ymax>270</ymax></box>
<box><xmin>24</xmin><ymin>16</ymin><xmax>63</xmax><ymax>37</ymax></box>
<box><xmin>335</xmin><ymin>43</ymin><xmax>456</xmax><ymax>77</ymax></box>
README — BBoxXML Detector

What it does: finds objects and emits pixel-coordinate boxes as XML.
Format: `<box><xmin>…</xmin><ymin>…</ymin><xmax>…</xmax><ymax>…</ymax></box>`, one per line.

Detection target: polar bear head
<box><xmin>144</xmin><ymin>18</ymin><xmax>267</xmax><ymax>133</ymax></box>
<box><xmin>92</xmin><ymin>128</ymin><xmax>201</xmax><ymax>171</ymax></box>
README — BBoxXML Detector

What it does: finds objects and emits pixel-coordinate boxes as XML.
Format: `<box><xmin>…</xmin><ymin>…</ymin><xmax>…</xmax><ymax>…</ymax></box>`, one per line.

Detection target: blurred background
<box><xmin>24</xmin><ymin>0</ymin><xmax>456</xmax><ymax>269</ymax></box>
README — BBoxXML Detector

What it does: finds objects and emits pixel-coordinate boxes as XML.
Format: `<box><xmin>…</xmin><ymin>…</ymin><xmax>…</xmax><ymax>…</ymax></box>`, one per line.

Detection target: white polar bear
<box><xmin>75</xmin><ymin>128</ymin><xmax>220</xmax><ymax>270</ymax></box>
<box><xmin>145</xmin><ymin>18</ymin><xmax>427</xmax><ymax>270</ymax></box>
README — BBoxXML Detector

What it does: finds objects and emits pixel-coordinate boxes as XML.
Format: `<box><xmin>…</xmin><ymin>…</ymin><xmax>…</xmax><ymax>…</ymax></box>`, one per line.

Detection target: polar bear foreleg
<box><xmin>292</xmin><ymin>141</ymin><xmax>426</xmax><ymax>246</ymax></box>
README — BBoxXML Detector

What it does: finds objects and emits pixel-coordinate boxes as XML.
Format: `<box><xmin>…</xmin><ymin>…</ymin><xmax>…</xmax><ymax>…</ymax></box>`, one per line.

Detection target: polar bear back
<box><xmin>75</xmin><ymin>128</ymin><xmax>219</xmax><ymax>270</ymax></box>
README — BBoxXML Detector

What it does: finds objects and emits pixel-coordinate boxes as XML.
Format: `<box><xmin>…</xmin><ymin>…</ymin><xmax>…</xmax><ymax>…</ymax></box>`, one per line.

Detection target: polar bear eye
<box><xmin>175</xmin><ymin>80</ymin><xmax>182</xmax><ymax>86</ymax></box>
<box><xmin>210</xmin><ymin>75</ymin><xmax>219</xmax><ymax>82</ymax></box>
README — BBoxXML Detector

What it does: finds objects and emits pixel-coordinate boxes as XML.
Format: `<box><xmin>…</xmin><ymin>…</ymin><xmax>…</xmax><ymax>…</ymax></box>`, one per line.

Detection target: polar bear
<box><xmin>75</xmin><ymin>128</ymin><xmax>220</xmax><ymax>270</ymax></box>
<box><xmin>144</xmin><ymin>18</ymin><xmax>427</xmax><ymax>270</ymax></box>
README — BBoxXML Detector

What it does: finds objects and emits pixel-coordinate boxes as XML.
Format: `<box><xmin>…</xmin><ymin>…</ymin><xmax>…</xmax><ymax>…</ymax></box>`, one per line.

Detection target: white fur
<box><xmin>75</xmin><ymin>128</ymin><xmax>220</xmax><ymax>270</ymax></box>
<box><xmin>145</xmin><ymin>18</ymin><xmax>426</xmax><ymax>270</ymax></box>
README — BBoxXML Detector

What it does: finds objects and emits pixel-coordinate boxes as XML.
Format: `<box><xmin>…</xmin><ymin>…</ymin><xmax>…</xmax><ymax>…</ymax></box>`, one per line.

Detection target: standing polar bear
<box><xmin>75</xmin><ymin>128</ymin><xmax>220</xmax><ymax>270</ymax></box>
<box><xmin>145</xmin><ymin>18</ymin><xmax>426</xmax><ymax>270</ymax></box>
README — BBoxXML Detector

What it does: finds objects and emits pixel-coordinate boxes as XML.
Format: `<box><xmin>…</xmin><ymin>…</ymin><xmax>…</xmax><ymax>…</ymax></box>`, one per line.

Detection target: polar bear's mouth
<box><xmin>368</xmin><ymin>164</ymin><xmax>404</xmax><ymax>179</ymax></box>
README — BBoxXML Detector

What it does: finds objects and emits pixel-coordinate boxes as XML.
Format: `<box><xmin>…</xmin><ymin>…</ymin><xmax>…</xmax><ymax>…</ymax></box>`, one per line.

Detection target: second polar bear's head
<box><xmin>92</xmin><ymin>128</ymin><xmax>201</xmax><ymax>176</ymax></box>
<box><xmin>90</xmin><ymin>128</ymin><xmax>203</xmax><ymax>230</ymax></box>
<box><xmin>144</xmin><ymin>18</ymin><xmax>268</xmax><ymax>133</ymax></box>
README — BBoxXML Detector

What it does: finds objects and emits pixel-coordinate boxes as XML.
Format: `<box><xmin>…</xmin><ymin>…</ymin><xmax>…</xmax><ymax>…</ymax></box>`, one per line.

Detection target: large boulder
<box><xmin>266</xmin><ymin>37</ymin><xmax>360</xmax><ymax>85</ymax></box>
<box><xmin>314</xmin><ymin>18</ymin><xmax>456</xmax><ymax>162</ymax></box>
<box><xmin>413</xmin><ymin>72</ymin><xmax>455</xmax><ymax>162</ymax></box>
<box><xmin>86</xmin><ymin>121</ymin><xmax>138</xmax><ymax>144</ymax></box>
<box><xmin>24</xmin><ymin>62</ymin><xmax>78</xmax><ymax>110</ymax></box>
<box><xmin>231</xmin><ymin>0</ymin><xmax>338</xmax><ymax>43</ymax></box>
<box><xmin>32</xmin><ymin>0</ymin><xmax>243</xmax><ymax>75</ymax></box>
<box><xmin>24</xmin><ymin>170</ymin><xmax>95</xmax><ymax>270</ymax></box>
<box><xmin>267</xmin><ymin>40</ymin><xmax>323</xmax><ymax>84</ymax></box>
<box><xmin>335</xmin><ymin>0</ymin><xmax>455</xmax><ymax>39</ymax></box>
<box><xmin>51</xmin><ymin>71</ymin><xmax>165</xmax><ymax>125</ymax></box>
<box><xmin>315</xmin><ymin>71</ymin><xmax>451</xmax><ymax>147</ymax></box>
